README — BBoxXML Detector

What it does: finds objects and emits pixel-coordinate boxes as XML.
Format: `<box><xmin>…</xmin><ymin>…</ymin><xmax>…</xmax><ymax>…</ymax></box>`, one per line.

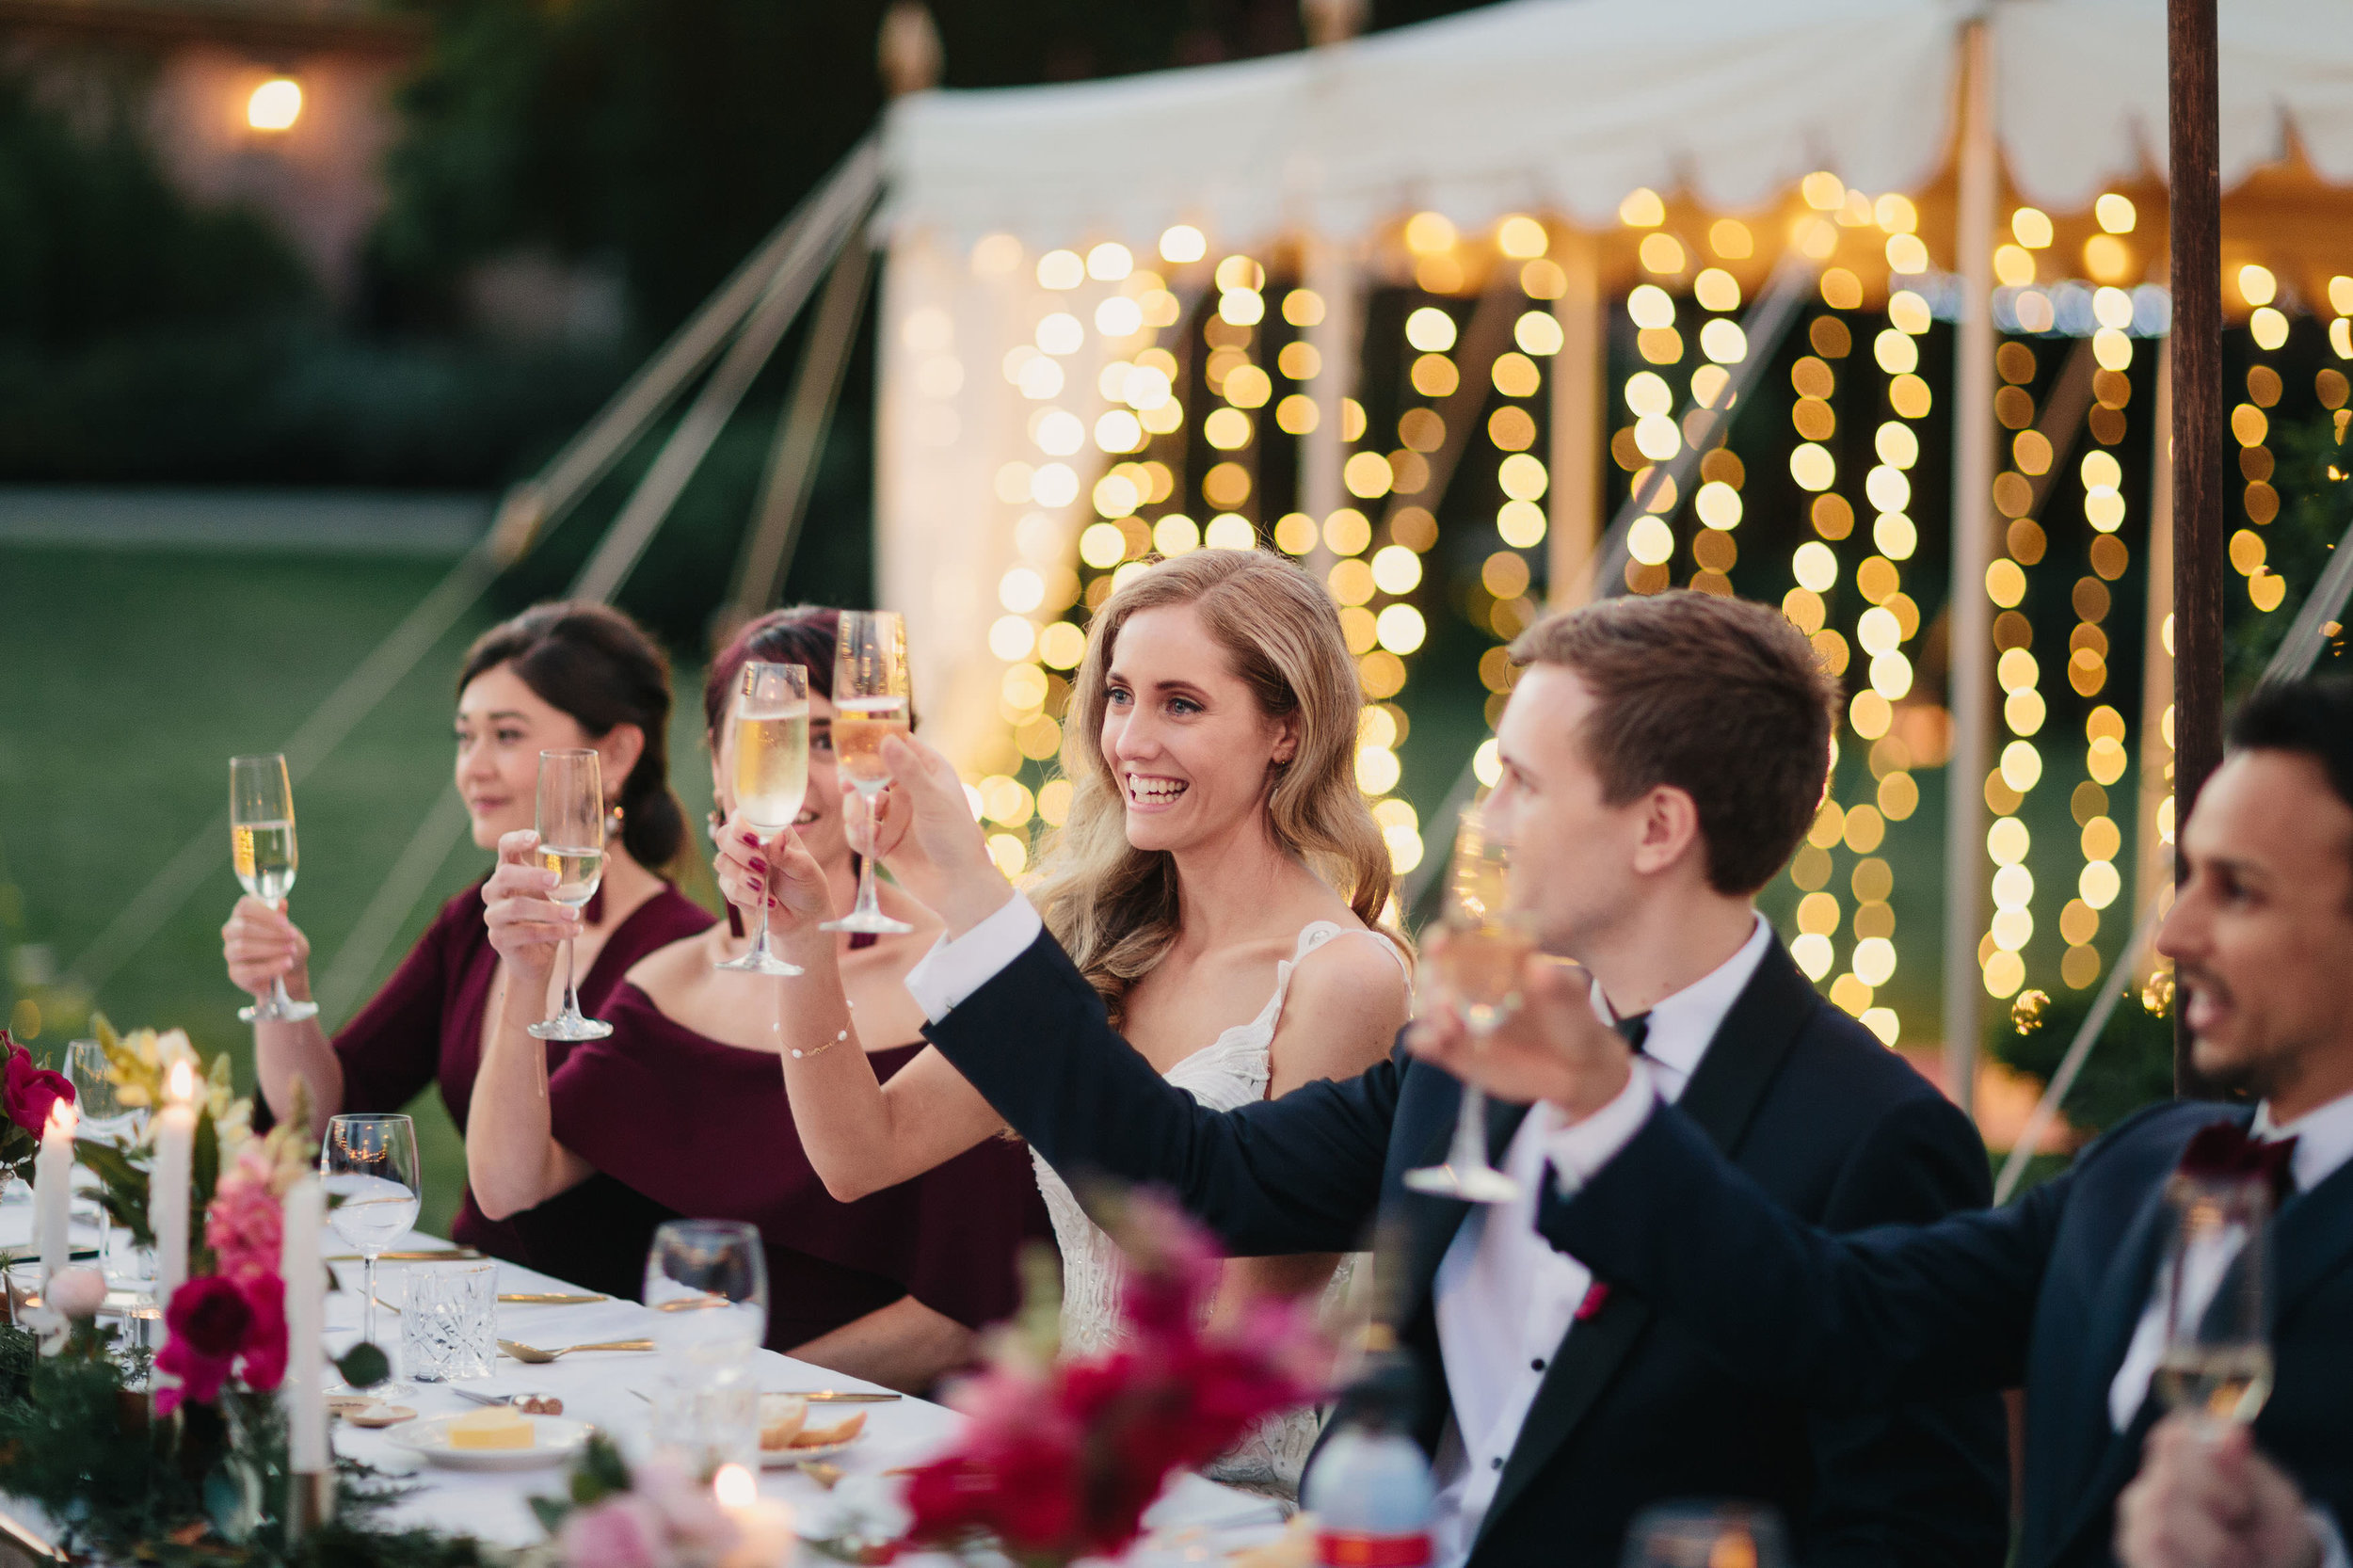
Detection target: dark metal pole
<box><xmin>2168</xmin><ymin>0</ymin><xmax>2222</xmax><ymax>1097</ymax></box>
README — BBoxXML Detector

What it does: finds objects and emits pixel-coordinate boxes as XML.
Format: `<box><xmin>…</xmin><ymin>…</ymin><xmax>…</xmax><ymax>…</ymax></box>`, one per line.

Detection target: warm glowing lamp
<box><xmin>248</xmin><ymin>77</ymin><xmax>302</xmax><ymax>133</ymax></box>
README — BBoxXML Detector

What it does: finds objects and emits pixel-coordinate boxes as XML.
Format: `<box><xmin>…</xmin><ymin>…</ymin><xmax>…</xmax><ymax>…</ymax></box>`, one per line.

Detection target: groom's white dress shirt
<box><xmin>904</xmin><ymin>895</ymin><xmax>1771</xmax><ymax>1567</ymax></box>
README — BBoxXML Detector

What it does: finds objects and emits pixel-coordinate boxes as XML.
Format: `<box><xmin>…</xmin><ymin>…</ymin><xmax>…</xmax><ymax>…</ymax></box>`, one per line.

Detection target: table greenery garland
<box><xmin>0</xmin><ymin>1020</ymin><xmax>466</xmax><ymax>1567</ymax></box>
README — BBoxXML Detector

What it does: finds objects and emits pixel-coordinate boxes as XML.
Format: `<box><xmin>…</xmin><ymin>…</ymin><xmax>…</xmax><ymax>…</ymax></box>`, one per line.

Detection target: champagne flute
<box><xmin>527</xmin><ymin>748</ymin><xmax>612</xmax><ymax>1041</ymax></box>
<box><xmin>2153</xmin><ymin>1171</ymin><xmax>2274</xmax><ymax>1432</ymax></box>
<box><xmin>68</xmin><ymin>1039</ymin><xmax>135</xmax><ymax>1281</ymax></box>
<box><xmin>1403</xmin><ymin>808</ymin><xmax>1533</xmax><ymax>1204</ymax></box>
<box><xmin>715</xmin><ymin>662</ymin><xmax>811</xmax><ymax>976</ymax></box>
<box><xmin>822</xmin><ymin>609</ymin><xmax>916</xmax><ymax>936</ymax></box>
<box><xmin>321</xmin><ymin>1112</ymin><xmax>422</xmax><ymax>1397</ymax></box>
<box><xmin>230</xmin><ymin>753</ymin><xmax>319</xmax><ymax>1023</ymax></box>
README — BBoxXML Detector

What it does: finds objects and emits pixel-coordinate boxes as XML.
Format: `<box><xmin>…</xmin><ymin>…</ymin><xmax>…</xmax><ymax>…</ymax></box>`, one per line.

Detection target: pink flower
<box><xmin>205</xmin><ymin>1149</ymin><xmax>283</xmax><ymax>1282</ymax></box>
<box><xmin>557</xmin><ymin>1496</ymin><xmax>666</xmax><ymax>1568</ymax></box>
<box><xmin>632</xmin><ymin>1456</ymin><xmax>741</xmax><ymax>1560</ymax></box>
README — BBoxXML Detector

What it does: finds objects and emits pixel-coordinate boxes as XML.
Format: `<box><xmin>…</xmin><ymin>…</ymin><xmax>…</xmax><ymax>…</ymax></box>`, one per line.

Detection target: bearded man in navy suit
<box><xmin>1415</xmin><ymin>674</ymin><xmax>2353</xmax><ymax>1568</ymax></box>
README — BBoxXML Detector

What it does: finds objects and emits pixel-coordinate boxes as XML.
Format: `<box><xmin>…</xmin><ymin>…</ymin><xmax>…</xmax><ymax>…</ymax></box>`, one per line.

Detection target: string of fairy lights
<box><xmin>940</xmin><ymin>183</ymin><xmax>2349</xmax><ymax>1048</ymax></box>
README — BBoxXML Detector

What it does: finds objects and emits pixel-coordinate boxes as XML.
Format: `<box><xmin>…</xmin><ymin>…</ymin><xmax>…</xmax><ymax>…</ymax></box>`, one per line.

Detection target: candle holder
<box><xmin>285</xmin><ymin>1469</ymin><xmax>335</xmax><ymax>1544</ymax></box>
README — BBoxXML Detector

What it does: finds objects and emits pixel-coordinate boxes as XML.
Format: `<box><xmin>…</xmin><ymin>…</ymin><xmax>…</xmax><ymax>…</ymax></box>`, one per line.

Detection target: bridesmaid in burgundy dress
<box><xmin>469</xmin><ymin>608</ymin><xmax>1047</xmax><ymax>1391</ymax></box>
<box><xmin>219</xmin><ymin>602</ymin><xmax>712</xmax><ymax>1296</ymax></box>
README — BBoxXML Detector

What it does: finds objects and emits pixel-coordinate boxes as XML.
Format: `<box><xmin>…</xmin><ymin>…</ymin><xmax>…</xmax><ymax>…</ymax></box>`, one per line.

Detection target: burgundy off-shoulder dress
<box><xmin>327</xmin><ymin>878</ymin><xmax>714</xmax><ymax>1297</ymax></box>
<box><xmin>549</xmin><ymin>984</ymin><xmax>1050</xmax><ymax>1352</ymax></box>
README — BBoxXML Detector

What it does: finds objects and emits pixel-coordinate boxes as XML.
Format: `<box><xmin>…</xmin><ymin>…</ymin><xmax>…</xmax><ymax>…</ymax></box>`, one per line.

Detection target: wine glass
<box><xmin>321</xmin><ymin>1112</ymin><xmax>422</xmax><ymax>1398</ymax></box>
<box><xmin>230</xmin><ymin>753</ymin><xmax>319</xmax><ymax>1023</ymax></box>
<box><xmin>1403</xmin><ymin>807</ymin><xmax>1534</xmax><ymax>1205</ymax></box>
<box><xmin>645</xmin><ymin>1219</ymin><xmax>770</xmax><ymax>1473</ymax></box>
<box><xmin>527</xmin><ymin>748</ymin><xmax>612</xmax><ymax>1041</ymax></box>
<box><xmin>1621</xmin><ymin>1502</ymin><xmax>1788</xmax><ymax>1568</ymax></box>
<box><xmin>2153</xmin><ymin>1171</ymin><xmax>2273</xmax><ymax>1432</ymax></box>
<box><xmin>715</xmin><ymin>662</ymin><xmax>811</xmax><ymax>976</ymax></box>
<box><xmin>822</xmin><ymin>610</ymin><xmax>916</xmax><ymax>936</ymax></box>
<box><xmin>68</xmin><ymin>1040</ymin><xmax>136</xmax><ymax>1282</ymax></box>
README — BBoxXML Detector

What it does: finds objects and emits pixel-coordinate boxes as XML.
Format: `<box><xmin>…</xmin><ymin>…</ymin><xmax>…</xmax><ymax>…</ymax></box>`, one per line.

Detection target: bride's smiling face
<box><xmin>1101</xmin><ymin>604</ymin><xmax>1298</xmax><ymax>856</ymax></box>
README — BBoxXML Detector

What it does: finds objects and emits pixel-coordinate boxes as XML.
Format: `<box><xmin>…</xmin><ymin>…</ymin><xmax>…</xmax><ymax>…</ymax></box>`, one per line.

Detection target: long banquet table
<box><xmin>0</xmin><ymin>1205</ymin><xmax>1290</xmax><ymax>1564</ymax></box>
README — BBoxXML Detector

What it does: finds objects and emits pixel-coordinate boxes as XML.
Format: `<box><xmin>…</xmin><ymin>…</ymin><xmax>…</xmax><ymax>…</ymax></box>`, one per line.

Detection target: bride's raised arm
<box><xmin>714</xmin><ymin>807</ymin><xmax>1008</xmax><ymax>1202</ymax></box>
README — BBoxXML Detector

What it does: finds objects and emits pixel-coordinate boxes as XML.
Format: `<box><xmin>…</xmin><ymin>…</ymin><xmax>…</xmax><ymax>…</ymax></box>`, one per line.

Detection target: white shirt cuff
<box><xmin>902</xmin><ymin>893</ymin><xmax>1042</xmax><ymax>1023</ymax></box>
<box><xmin>2310</xmin><ymin>1506</ymin><xmax>2349</xmax><ymax>1568</ymax></box>
<box><xmin>1544</xmin><ymin>1059</ymin><xmax>1661</xmax><ymax>1197</ymax></box>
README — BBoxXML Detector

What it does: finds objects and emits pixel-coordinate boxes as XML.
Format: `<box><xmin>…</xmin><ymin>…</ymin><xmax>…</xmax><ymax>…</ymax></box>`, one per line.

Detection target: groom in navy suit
<box><xmin>856</xmin><ymin>590</ymin><xmax>2007</xmax><ymax>1568</ymax></box>
<box><xmin>1412</xmin><ymin>674</ymin><xmax>2353</xmax><ymax>1568</ymax></box>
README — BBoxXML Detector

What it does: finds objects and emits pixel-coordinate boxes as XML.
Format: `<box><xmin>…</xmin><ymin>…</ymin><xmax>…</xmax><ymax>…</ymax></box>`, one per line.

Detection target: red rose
<box><xmin>156</xmin><ymin>1276</ymin><xmax>250</xmax><ymax>1411</ymax></box>
<box><xmin>1</xmin><ymin>1039</ymin><xmax>72</xmax><ymax>1136</ymax></box>
<box><xmin>233</xmin><ymin>1272</ymin><xmax>288</xmax><ymax>1392</ymax></box>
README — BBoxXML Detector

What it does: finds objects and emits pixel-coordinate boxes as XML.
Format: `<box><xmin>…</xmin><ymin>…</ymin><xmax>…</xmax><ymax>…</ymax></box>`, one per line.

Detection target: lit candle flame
<box><xmin>712</xmin><ymin>1463</ymin><xmax>756</xmax><ymax>1509</ymax></box>
<box><xmin>46</xmin><ymin>1101</ymin><xmax>75</xmax><ymax>1138</ymax></box>
<box><xmin>166</xmin><ymin>1059</ymin><xmax>196</xmax><ymax>1105</ymax></box>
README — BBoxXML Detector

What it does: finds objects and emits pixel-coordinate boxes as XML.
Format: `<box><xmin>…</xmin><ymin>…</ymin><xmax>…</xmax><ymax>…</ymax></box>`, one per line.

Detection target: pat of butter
<box><xmin>448</xmin><ymin>1408</ymin><xmax>535</xmax><ymax>1450</ymax></box>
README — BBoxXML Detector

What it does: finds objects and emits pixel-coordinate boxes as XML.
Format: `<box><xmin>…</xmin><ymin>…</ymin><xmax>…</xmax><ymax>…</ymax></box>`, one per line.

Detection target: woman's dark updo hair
<box><xmin>704</xmin><ymin>606</ymin><xmax>841</xmax><ymax>742</ymax></box>
<box><xmin>458</xmin><ymin>602</ymin><xmax>689</xmax><ymax>872</ymax></box>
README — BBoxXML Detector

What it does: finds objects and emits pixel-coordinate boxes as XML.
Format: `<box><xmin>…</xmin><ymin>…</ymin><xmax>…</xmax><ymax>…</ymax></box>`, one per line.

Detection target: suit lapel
<box><xmin>1472</xmin><ymin>941</ymin><xmax>1815</xmax><ymax>1552</ymax></box>
<box><xmin>2272</xmin><ymin>1155</ymin><xmax>2353</xmax><ymax>1324</ymax></box>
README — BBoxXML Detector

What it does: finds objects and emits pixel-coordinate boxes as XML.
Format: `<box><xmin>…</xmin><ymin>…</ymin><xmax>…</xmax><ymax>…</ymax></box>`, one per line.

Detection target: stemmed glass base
<box><xmin>1403</xmin><ymin>1080</ymin><xmax>1522</xmax><ymax>1205</ymax></box>
<box><xmin>529</xmin><ymin>935</ymin><xmax>614</xmax><ymax>1039</ymax></box>
<box><xmin>821</xmin><ymin>783</ymin><xmax>913</xmax><ymax>936</ymax></box>
<box><xmin>527</xmin><ymin>1010</ymin><xmax>614</xmax><ymax>1042</ymax></box>
<box><xmin>240</xmin><ymin>976</ymin><xmax>319</xmax><ymax>1024</ymax></box>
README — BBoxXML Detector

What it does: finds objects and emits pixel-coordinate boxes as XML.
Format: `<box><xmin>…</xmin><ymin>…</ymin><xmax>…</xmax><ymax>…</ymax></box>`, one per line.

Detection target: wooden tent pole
<box><xmin>1941</xmin><ymin>17</ymin><xmax>1997</xmax><ymax>1122</ymax></box>
<box><xmin>2168</xmin><ymin>0</ymin><xmax>2222</xmax><ymax>1098</ymax></box>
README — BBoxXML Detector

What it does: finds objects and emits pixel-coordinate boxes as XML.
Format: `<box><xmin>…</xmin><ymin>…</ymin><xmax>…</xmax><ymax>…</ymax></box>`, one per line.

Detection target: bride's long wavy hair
<box><xmin>1031</xmin><ymin>550</ymin><xmax>1401</xmax><ymax>1022</ymax></box>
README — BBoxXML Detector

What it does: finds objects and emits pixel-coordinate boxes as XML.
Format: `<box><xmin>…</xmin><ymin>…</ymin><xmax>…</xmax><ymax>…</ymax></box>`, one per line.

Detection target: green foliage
<box><xmin>336</xmin><ymin>1342</ymin><xmax>392</xmax><ymax>1392</ymax></box>
<box><xmin>1989</xmin><ymin>986</ymin><xmax>2178</xmax><ymax>1141</ymax></box>
<box><xmin>0</xmin><ymin>1322</ymin><xmax>483</xmax><ymax>1567</ymax></box>
<box><xmin>2226</xmin><ymin>408</ymin><xmax>2353</xmax><ymax>693</ymax></box>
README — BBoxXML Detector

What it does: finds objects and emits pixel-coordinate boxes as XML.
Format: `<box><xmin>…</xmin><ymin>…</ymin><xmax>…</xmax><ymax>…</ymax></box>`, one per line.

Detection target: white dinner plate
<box><xmin>384</xmin><ymin>1413</ymin><xmax>593</xmax><ymax>1470</ymax></box>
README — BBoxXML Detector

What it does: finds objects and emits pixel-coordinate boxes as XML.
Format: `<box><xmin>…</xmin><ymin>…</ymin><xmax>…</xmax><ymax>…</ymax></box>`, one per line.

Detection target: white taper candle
<box><xmin>149</xmin><ymin>1059</ymin><xmax>196</xmax><ymax>1310</ymax></box>
<box><xmin>34</xmin><ymin>1101</ymin><xmax>76</xmax><ymax>1288</ymax></box>
<box><xmin>281</xmin><ymin>1176</ymin><xmax>328</xmax><ymax>1472</ymax></box>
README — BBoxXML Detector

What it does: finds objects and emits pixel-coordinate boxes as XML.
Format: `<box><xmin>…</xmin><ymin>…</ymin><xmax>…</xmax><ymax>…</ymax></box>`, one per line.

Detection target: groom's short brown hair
<box><xmin>1511</xmin><ymin>591</ymin><xmax>1838</xmax><ymax>895</ymax></box>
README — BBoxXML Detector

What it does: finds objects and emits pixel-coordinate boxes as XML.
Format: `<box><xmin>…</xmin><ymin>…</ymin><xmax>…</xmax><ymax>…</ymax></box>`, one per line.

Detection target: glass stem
<box><xmin>747</xmin><ymin>898</ymin><xmax>773</xmax><ymax>962</ymax></box>
<box><xmin>1449</xmin><ymin>1083</ymin><xmax>1489</xmax><ymax>1173</ymax></box>
<box><xmin>361</xmin><ymin>1255</ymin><xmax>378</xmax><ymax>1348</ymax></box>
<box><xmin>271</xmin><ymin>974</ymin><xmax>296</xmax><ymax>1013</ymax></box>
<box><xmin>854</xmin><ymin>785</ymin><xmax>885</xmax><ymax>917</ymax></box>
<box><xmin>559</xmin><ymin>936</ymin><xmax>581</xmax><ymax>1021</ymax></box>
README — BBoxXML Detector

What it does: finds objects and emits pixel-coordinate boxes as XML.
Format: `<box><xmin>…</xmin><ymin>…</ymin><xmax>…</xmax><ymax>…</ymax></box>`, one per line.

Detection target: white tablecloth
<box><xmin>0</xmin><ymin>1198</ymin><xmax>1287</xmax><ymax>1560</ymax></box>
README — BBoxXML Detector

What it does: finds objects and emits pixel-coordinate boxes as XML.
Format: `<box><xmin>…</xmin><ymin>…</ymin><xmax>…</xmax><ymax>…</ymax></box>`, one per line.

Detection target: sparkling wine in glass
<box><xmin>1404</xmin><ymin>808</ymin><xmax>1532</xmax><ymax>1205</ymax></box>
<box><xmin>1622</xmin><ymin>1501</ymin><xmax>1789</xmax><ymax>1568</ymax></box>
<box><xmin>322</xmin><ymin>1112</ymin><xmax>422</xmax><ymax>1397</ymax></box>
<box><xmin>822</xmin><ymin>609</ymin><xmax>915</xmax><ymax>936</ymax></box>
<box><xmin>528</xmin><ymin>748</ymin><xmax>612</xmax><ymax>1041</ymax></box>
<box><xmin>230</xmin><ymin>753</ymin><xmax>319</xmax><ymax>1024</ymax></box>
<box><xmin>716</xmin><ymin>662</ymin><xmax>810</xmax><ymax>977</ymax></box>
<box><xmin>2153</xmin><ymin>1172</ymin><xmax>2274</xmax><ymax>1431</ymax></box>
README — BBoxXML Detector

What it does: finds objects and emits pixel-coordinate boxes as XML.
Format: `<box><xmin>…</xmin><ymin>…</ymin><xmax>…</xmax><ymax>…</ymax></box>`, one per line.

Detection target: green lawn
<box><xmin>0</xmin><ymin>540</ymin><xmax>717</xmax><ymax>1234</ymax></box>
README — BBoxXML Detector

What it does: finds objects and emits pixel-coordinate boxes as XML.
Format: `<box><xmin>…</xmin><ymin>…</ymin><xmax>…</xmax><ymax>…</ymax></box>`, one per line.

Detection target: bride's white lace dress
<box><xmin>1033</xmin><ymin>921</ymin><xmax>1408</xmax><ymax>1498</ymax></box>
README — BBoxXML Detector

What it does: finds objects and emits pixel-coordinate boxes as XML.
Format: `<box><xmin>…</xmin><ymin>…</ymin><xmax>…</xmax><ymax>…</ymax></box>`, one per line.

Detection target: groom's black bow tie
<box><xmin>1614</xmin><ymin>1014</ymin><xmax>1652</xmax><ymax>1055</ymax></box>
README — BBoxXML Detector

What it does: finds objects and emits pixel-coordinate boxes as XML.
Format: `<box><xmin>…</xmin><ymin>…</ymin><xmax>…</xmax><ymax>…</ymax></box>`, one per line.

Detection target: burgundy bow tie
<box><xmin>2177</xmin><ymin>1120</ymin><xmax>2299</xmax><ymax>1204</ymax></box>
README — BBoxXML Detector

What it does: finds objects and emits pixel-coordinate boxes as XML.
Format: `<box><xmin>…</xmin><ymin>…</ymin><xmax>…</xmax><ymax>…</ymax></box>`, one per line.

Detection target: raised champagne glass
<box><xmin>527</xmin><ymin>748</ymin><xmax>612</xmax><ymax>1041</ymax></box>
<box><xmin>822</xmin><ymin>609</ymin><xmax>915</xmax><ymax>936</ymax></box>
<box><xmin>230</xmin><ymin>753</ymin><xmax>319</xmax><ymax>1023</ymax></box>
<box><xmin>1403</xmin><ymin>807</ymin><xmax>1532</xmax><ymax>1204</ymax></box>
<box><xmin>2153</xmin><ymin>1170</ymin><xmax>2274</xmax><ymax>1432</ymax></box>
<box><xmin>715</xmin><ymin>662</ymin><xmax>810</xmax><ymax>976</ymax></box>
<box><xmin>322</xmin><ymin>1112</ymin><xmax>421</xmax><ymax>1398</ymax></box>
